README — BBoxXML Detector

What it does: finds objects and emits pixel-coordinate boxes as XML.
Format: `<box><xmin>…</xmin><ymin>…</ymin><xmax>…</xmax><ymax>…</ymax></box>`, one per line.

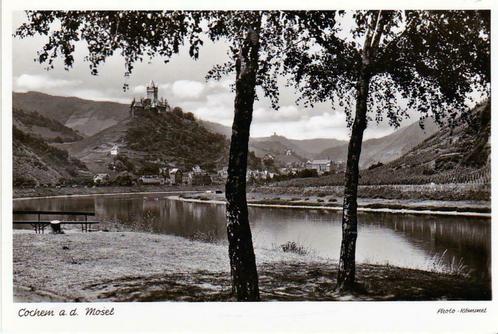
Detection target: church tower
<box><xmin>146</xmin><ymin>80</ymin><xmax>158</xmax><ymax>107</ymax></box>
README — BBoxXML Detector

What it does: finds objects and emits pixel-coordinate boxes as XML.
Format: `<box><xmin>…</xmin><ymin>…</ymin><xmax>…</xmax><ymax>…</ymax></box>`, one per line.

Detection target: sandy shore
<box><xmin>13</xmin><ymin>230</ymin><xmax>490</xmax><ymax>302</ymax></box>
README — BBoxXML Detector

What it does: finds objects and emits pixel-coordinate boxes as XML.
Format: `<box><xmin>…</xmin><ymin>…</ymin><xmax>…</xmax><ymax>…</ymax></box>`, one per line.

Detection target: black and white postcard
<box><xmin>2</xmin><ymin>0</ymin><xmax>497</xmax><ymax>332</ymax></box>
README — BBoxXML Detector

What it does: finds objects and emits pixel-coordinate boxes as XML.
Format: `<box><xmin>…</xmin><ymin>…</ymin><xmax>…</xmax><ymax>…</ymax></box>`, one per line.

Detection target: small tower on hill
<box><xmin>146</xmin><ymin>80</ymin><xmax>159</xmax><ymax>107</ymax></box>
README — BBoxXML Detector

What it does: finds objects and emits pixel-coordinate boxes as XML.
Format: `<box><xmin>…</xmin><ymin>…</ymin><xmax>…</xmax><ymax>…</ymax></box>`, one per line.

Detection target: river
<box><xmin>13</xmin><ymin>192</ymin><xmax>491</xmax><ymax>280</ymax></box>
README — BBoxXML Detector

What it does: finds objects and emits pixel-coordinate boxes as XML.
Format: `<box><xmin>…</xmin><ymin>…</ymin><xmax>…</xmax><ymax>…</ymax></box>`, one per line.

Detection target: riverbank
<box><xmin>13</xmin><ymin>230</ymin><xmax>490</xmax><ymax>302</ymax></box>
<box><xmin>14</xmin><ymin>185</ymin><xmax>491</xmax><ymax>217</ymax></box>
<box><xmin>13</xmin><ymin>185</ymin><xmax>219</xmax><ymax>199</ymax></box>
<box><xmin>178</xmin><ymin>192</ymin><xmax>491</xmax><ymax>217</ymax></box>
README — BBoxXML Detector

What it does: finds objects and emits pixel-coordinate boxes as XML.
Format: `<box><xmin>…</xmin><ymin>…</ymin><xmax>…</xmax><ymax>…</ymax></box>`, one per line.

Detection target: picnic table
<box><xmin>13</xmin><ymin>210</ymin><xmax>100</xmax><ymax>233</ymax></box>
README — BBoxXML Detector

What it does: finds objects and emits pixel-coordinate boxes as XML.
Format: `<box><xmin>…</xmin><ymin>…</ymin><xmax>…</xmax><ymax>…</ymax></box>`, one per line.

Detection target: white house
<box><xmin>306</xmin><ymin>159</ymin><xmax>332</xmax><ymax>174</ymax></box>
<box><xmin>110</xmin><ymin>145</ymin><xmax>119</xmax><ymax>156</ymax></box>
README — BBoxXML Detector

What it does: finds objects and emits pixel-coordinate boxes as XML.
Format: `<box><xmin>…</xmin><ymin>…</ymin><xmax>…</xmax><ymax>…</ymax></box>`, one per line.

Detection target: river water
<box><xmin>14</xmin><ymin>193</ymin><xmax>491</xmax><ymax>280</ymax></box>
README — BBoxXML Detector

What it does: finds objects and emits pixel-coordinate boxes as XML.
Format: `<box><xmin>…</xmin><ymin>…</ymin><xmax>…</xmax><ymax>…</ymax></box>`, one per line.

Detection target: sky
<box><xmin>12</xmin><ymin>11</ymin><xmax>425</xmax><ymax>140</ymax></box>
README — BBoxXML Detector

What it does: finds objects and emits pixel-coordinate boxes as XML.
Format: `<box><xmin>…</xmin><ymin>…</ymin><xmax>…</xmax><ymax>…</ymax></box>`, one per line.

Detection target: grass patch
<box><xmin>363</xmin><ymin>203</ymin><xmax>490</xmax><ymax>213</ymax></box>
<box><xmin>280</xmin><ymin>241</ymin><xmax>309</xmax><ymax>255</ymax></box>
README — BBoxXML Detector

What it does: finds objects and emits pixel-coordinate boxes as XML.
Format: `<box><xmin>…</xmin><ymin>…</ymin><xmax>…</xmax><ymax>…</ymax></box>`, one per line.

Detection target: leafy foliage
<box><xmin>284</xmin><ymin>10</ymin><xmax>490</xmax><ymax>127</ymax></box>
<box><xmin>15</xmin><ymin>11</ymin><xmax>205</xmax><ymax>82</ymax></box>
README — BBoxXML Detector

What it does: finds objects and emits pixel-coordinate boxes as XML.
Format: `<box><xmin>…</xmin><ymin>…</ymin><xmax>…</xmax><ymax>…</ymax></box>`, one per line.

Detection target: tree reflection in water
<box><xmin>14</xmin><ymin>195</ymin><xmax>490</xmax><ymax>280</ymax></box>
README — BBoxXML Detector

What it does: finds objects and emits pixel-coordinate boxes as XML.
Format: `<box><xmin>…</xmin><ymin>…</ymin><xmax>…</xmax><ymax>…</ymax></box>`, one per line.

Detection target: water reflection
<box><xmin>14</xmin><ymin>194</ymin><xmax>491</xmax><ymax>280</ymax></box>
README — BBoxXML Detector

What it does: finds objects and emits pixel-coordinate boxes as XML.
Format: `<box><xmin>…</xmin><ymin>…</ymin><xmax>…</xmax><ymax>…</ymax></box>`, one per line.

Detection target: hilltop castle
<box><xmin>130</xmin><ymin>80</ymin><xmax>171</xmax><ymax>117</ymax></box>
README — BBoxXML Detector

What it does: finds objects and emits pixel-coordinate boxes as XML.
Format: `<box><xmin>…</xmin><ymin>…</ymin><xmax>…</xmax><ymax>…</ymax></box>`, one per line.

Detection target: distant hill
<box><xmin>381</xmin><ymin>101</ymin><xmax>491</xmax><ymax>177</ymax></box>
<box><xmin>316</xmin><ymin>118</ymin><xmax>439</xmax><ymax>168</ymax></box>
<box><xmin>199</xmin><ymin>119</ymin><xmax>233</xmax><ymax>138</ymax></box>
<box><xmin>13</xmin><ymin>127</ymin><xmax>88</xmax><ymax>187</ymax></box>
<box><xmin>249</xmin><ymin>137</ymin><xmax>307</xmax><ymax>165</ymax></box>
<box><xmin>62</xmin><ymin>119</ymin><xmax>132</xmax><ymax>173</ymax></box>
<box><xmin>13</xmin><ymin>108</ymin><xmax>84</xmax><ymax>143</ymax></box>
<box><xmin>288</xmin><ymin>138</ymin><xmax>347</xmax><ymax>155</ymax></box>
<box><xmin>12</xmin><ymin>91</ymin><xmax>129</xmax><ymax>137</ymax></box>
<box><xmin>250</xmin><ymin>134</ymin><xmax>346</xmax><ymax>161</ymax></box>
<box><xmin>278</xmin><ymin>100</ymin><xmax>491</xmax><ymax>187</ymax></box>
<box><xmin>12</xmin><ymin>91</ymin><xmax>447</xmax><ymax>176</ymax></box>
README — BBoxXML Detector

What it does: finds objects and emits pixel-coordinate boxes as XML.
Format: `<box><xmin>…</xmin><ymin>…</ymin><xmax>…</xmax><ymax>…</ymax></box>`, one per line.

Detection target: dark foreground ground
<box><xmin>79</xmin><ymin>263</ymin><xmax>491</xmax><ymax>302</ymax></box>
<box><xmin>13</xmin><ymin>231</ymin><xmax>490</xmax><ymax>302</ymax></box>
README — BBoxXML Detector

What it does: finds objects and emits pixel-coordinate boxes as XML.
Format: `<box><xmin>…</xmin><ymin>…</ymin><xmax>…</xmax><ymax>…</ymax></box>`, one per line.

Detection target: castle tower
<box><xmin>146</xmin><ymin>80</ymin><xmax>158</xmax><ymax>107</ymax></box>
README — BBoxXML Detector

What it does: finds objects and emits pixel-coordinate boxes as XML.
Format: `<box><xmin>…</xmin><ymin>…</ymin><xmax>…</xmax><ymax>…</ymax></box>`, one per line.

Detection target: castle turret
<box><xmin>131</xmin><ymin>80</ymin><xmax>169</xmax><ymax>117</ymax></box>
<box><xmin>146</xmin><ymin>80</ymin><xmax>158</xmax><ymax>106</ymax></box>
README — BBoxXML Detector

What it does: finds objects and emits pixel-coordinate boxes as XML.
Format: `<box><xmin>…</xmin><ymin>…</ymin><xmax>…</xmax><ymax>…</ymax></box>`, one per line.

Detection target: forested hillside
<box><xmin>13</xmin><ymin>127</ymin><xmax>88</xmax><ymax>186</ymax></box>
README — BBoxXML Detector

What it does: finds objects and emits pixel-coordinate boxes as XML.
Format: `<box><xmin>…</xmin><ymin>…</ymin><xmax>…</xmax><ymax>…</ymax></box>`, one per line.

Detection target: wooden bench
<box><xmin>13</xmin><ymin>210</ymin><xmax>99</xmax><ymax>234</ymax></box>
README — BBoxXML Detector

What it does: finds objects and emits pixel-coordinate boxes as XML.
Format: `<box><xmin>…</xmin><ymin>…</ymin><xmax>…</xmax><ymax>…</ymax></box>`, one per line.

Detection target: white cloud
<box><xmin>133</xmin><ymin>85</ymin><xmax>146</xmax><ymax>94</ymax></box>
<box><xmin>15</xmin><ymin>74</ymin><xmax>81</xmax><ymax>92</ymax></box>
<box><xmin>171</xmin><ymin>80</ymin><xmax>205</xmax><ymax>99</ymax></box>
<box><xmin>305</xmin><ymin>112</ymin><xmax>347</xmax><ymax>131</ymax></box>
<box><xmin>69</xmin><ymin>89</ymin><xmax>130</xmax><ymax>104</ymax></box>
<box><xmin>254</xmin><ymin>105</ymin><xmax>303</xmax><ymax>123</ymax></box>
<box><xmin>206</xmin><ymin>78</ymin><xmax>233</xmax><ymax>91</ymax></box>
<box><xmin>250</xmin><ymin>112</ymin><xmax>349</xmax><ymax>140</ymax></box>
<box><xmin>181</xmin><ymin>92</ymin><xmax>234</xmax><ymax>125</ymax></box>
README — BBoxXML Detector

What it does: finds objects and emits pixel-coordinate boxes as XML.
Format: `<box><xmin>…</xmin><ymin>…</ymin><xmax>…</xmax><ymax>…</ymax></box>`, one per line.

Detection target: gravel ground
<box><xmin>13</xmin><ymin>230</ymin><xmax>311</xmax><ymax>302</ymax></box>
<box><xmin>13</xmin><ymin>230</ymin><xmax>490</xmax><ymax>302</ymax></box>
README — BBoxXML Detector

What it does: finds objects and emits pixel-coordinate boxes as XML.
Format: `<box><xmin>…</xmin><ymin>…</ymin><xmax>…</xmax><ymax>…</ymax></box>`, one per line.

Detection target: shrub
<box><xmin>111</xmin><ymin>172</ymin><xmax>135</xmax><ymax>186</ymax></box>
<box><xmin>280</xmin><ymin>241</ymin><xmax>309</xmax><ymax>255</ymax></box>
<box><xmin>13</xmin><ymin>175</ymin><xmax>37</xmax><ymax>187</ymax></box>
<box><xmin>189</xmin><ymin>231</ymin><xmax>217</xmax><ymax>243</ymax></box>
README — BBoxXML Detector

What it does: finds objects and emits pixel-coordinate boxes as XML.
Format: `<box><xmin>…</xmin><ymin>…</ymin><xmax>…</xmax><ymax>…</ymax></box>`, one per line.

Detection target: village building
<box><xmin>169</xmin><ymin>168</ymin><xmax>183</xmax><ymax>185</ymax></box>
<box><xmin>158</xmin><ymin>166</ymin><xmax>169</xmax><ymax>177</ymax></box>
<box><xmin>130</xmin><ymin>80</ymin><xmax>171</xmax><ymax>117</ymax></box>
<box><xmin>192</xmin><ymin>165</ymin><xmax>203</xmax><ymax>175</ymax></box>
<box><xmin>187</xmin><ymin>165</ymin><xmax>212</xmax><ymax>185</ymax></box>
<box><xmin>263</xmin><ymin>153</ymin><xmax>275</xmax><ymax>161</ymax></box>
<box><xmin>110</xmin><ymin>145</ymin><xmax>119</xmax><ymax>156</ymax></box>
<box><xmin>306</xmin><ymin>159</ymin><xmax>333</xmax><ymax>175</ymax></box>
<box><xmin>247</xmin><ymin>169</ymin><xmax>274</xmax><ymax>181</ymax></box>
<box><xmin>93</xmin><ymin>173</ymin><xmax>110</xmax><ymax>185</ymax></box>
<box><xmin>138</xmin><ymin>175</ymin><xmax>166</xmax><ymax>185</ymax></box>
<box><xmin>329</xmin><ymin>160</ymin><xmax>346</xmax><ymax>174</ymax></box>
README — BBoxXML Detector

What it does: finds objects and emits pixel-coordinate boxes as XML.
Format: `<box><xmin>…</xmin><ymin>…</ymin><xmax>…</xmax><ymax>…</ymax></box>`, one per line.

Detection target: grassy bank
<box><xmin>179</xmin><ymin>192</ymin><xmax>491</xmax><ymax>217</ymax></box>
<box><xmin>255</xmin><ymin>184</ymin><xmax>490</xmax><ymax>202</ymax></box>
<box><xmin>13</xmin><ymin>230</ymin><xmax>490</xmax><ymax>302</ymax></box>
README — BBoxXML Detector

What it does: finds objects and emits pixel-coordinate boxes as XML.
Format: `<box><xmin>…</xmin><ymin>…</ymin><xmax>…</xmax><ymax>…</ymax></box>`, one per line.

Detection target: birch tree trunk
<box><xmin>336</xmin><ymin>10</ymin><xmax>384</xmax><ymax>292</ymax></box>
<box><xmin>336</xmin><ymin>66</ymin><xmax>370</xmax><ymax>291</ymax></box>
<box><xmin>225</xmin><ymin>28</ymin><xmax>261</xmax><ymax>301</ymax></box>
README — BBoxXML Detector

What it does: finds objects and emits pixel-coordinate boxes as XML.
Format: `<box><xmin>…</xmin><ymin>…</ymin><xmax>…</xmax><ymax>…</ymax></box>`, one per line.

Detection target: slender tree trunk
<box><xmin>225</xmin><ymin>28</ymin><xmax>261</xmax><ymax>301</ymax></box>
<box><xmin>336</xmin><ymin>66</ymin><xmax>370</xmax><ymax>291</ymax></box>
